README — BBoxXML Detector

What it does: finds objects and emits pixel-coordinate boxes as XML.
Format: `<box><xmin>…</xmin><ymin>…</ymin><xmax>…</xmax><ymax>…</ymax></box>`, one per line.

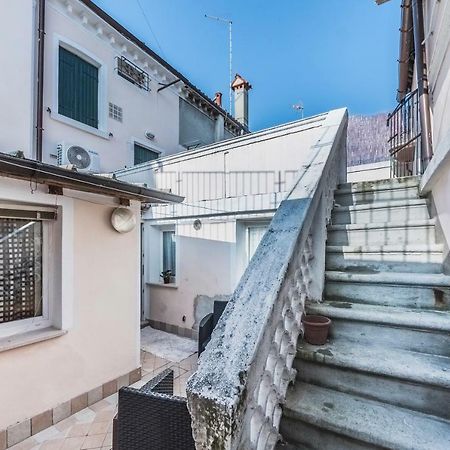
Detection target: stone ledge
<box><xmin>2</xmin><ymin>366</ymin><xmax>141</xmax><ymax>449</ymax></box>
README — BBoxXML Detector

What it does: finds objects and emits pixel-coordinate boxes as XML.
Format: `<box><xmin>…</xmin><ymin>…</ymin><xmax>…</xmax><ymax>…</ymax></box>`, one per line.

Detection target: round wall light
<box><xmin>111</xmin><ymin>207</ymin><xmax>137</xmax><ymax>233</ymax></box>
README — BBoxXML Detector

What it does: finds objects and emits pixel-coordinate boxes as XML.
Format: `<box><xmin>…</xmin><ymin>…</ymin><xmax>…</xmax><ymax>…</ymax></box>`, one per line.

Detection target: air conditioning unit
<box><xmin>56</xmin><ymin>143</ymin><xmax>100</xmax><ymax>173</ymax></box>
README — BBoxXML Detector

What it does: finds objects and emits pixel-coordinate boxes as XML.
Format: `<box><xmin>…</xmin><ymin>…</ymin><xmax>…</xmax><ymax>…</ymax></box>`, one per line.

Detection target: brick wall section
<box><xmin>347</xmin><ymin>114</ymin><xmax>390</xmax><ymax>166</ymax></box>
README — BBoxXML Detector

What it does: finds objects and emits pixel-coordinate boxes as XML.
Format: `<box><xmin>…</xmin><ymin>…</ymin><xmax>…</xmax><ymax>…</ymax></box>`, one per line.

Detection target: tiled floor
<box><xmin>9</xmin><ymin>351</ymin><xmax>198</xmax><ymax>450</ymax></box>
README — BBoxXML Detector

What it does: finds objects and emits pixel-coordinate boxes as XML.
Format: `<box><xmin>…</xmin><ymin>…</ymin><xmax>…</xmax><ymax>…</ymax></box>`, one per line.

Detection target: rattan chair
<box><xmin>198</xmin><ymin>300</ymin><xmax>227</xmax><ymax>355</ymax></box>
<box><xmin>114</xmin><ymin>368</ymin><xmax>195</xmax><ymax>450</ymax></box>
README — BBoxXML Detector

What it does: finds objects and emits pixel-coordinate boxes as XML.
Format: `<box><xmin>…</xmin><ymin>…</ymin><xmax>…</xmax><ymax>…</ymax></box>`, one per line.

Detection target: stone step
<box><xmin>331</xmin><ymin>198</ymin><xmax>430</xmax><ymax>224</ymax></box>
<box><xmin>295</xmin><ymin>340</ymin><xmax>450</xmax><ymax>419</ymax></box>
<box><xmin>338</xmin><ymin>176</ymin><xmax>420</xmax><ymax>192</ymax></box>
<box><xmin>334</xmin><ymin>185</ymin><xmax>419</xmax><ymax>207</ymax></box>
<box><xmin>327</xmin><ymin>219</ymin><xmax>436</xmax><ymax>246</ymax></box>
<box><xmin>326</xmin><ymin>243</ymin><xmax>444</xmax><ymax>274</ymax></box>
<box><xmin>280</xmin><ymin>383</ymin><xmax>450</xmax><ymax>450</ymax></box>
<box><xmin>306</xmin><ymin>301</ymin><xmax>450</xmax><ymax>356</ymax></box>
<box><xmin>324</xmin><ymin>271</ymin><xmax>450</xmax><ymax>309</ymax></box>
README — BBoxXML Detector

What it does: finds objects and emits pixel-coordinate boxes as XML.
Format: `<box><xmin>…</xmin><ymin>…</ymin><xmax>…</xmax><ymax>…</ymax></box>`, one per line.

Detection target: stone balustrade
<box><xmin>186</xmin><ymin>108</ymin><xmax>348</xmax><ymax>450</ymax></box>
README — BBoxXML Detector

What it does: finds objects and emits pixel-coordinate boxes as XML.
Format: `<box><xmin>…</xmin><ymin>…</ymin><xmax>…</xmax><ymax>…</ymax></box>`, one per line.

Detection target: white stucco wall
<box><xmin>420</xmin><ymin>0</ymin><xmax>450</xmax><ymax>270</ymax></box>
<box><xmin>0</xmin><ymin>0</ymin><xmax>36</xmax><ymax>157</ymax></box>
<box><xmin>117</xmin><ymin>114</ymin><xmax>330</xmax><ymax>332</ymax></box>
<box><xmin>41</xmin><ymin>0</ymin><xmax>182</xmax><ymax>172</ymax></box>
<box><xmin>347</xmin><ymin>161</ymin><xmax>390</xmax><ymax>183</ymax></box>
<box><xmin>0</xmin><ymin>176</ymin><xmax>140</xmax><ymax>429</ymax></box>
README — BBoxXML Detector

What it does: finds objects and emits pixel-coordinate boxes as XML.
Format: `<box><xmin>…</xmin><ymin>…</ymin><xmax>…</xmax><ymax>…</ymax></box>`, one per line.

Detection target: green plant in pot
<box><xmin>160</xmin><ymin>270</ymin><xmax>173</xmax><ymax>284</ymax></box>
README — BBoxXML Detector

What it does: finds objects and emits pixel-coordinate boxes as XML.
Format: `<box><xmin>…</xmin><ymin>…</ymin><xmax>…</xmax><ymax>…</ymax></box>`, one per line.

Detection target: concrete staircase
<box><xmin>278</xmin><ymin>177</ymin><xmax>450</xmax><ymax>450</ymax></box>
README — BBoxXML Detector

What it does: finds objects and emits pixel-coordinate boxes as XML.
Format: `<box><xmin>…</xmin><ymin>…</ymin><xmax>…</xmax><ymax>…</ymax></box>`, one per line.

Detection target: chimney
<box><xmin>214</xmin><ymin>92</ymin><xmax>223</xmax><ymax>107</ymax></box>
<box><xmin>231</xmin><ymin>74</ymin><xmax>252</xmax><ymax>128</ymax></box>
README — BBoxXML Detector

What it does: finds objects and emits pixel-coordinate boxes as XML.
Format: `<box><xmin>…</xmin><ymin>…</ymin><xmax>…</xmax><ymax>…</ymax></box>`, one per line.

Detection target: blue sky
<box><xmin>94</xmin><ymin>0</ymin><xmax>401</xmax><ymax>130</ymax></box>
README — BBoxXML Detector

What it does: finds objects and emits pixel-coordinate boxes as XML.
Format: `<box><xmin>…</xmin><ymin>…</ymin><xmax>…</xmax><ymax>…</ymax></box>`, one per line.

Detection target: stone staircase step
<box><xmin>327</xmin><ymin>219</ymin><xmax>436</xmax><ymax>246</ymax></box>
<box><xmin>295</xmin><ymin>340</ymin><xmax>450</xmax><ymax>418</ymax></box>
<box><xmin>337</xmin><ymin>176</ymin><xmax>420</xmax><ymax>192</ymax></box>
<box><xmin>306</xmin><ymin>301</ymin><xmax>450</xmax><ymax>355</ymax></box>
<box><xmin>331</xmin><ymin>198</ymin><xmax>430</xmax><ymax>224</ymax></box>
<box><xmin>280</xmin><ymin>383</ymin><xmax>450</xmax><ymax>450</ymax></box>
<box><xmin>325</xmin><ymin>271</ymin><xmax>450</xmax><ymax>309</ymax></box>
<box><xmin>334</xmin><ymin>185</ymin><xmax>419</xmax><ymax>207</ymax></box>
<box><xmin>326</xmin><ymin>243</ymin><xmax>444</xmax><ymax>274</ymax></box>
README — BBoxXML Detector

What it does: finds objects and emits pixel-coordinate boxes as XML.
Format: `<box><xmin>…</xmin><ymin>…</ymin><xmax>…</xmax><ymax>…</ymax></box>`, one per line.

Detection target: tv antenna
<box><xmin>293</xmin><ymin>102</ymin><xmax>304</xmax><ymax>119</ymax></box>
<box><xmin>205</xmin><ymin>14</ymin><xmax>233</xmax><ymax>114</ymax></box>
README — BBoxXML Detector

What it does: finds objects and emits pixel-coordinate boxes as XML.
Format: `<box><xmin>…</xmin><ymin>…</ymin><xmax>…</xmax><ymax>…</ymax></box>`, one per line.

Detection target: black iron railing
<box><xmin>116</xmin><ymin>56</ymin><xmax>150</xmax><ymax>91</ymax></box>
<box><xmin>388</xmin><ymin>89</ymin><xmax>424</xmax><ymax>177</ymax></box>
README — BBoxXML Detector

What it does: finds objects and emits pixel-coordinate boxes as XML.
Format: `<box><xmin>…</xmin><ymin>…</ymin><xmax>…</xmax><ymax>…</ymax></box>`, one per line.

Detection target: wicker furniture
<box><xmin>114</xmin><ymin>368</ymin><xmax>195</xmax><ymax>450</ymax></box>
<box><xmin>198</xmin><ymin>300</ymin><xmax>227</xmax><ymax>355</ymax></box>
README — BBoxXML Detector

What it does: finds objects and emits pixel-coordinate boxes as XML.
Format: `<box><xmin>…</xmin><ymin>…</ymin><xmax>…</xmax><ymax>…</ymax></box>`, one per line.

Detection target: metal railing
<box><xmin>388</xmin><ymin>89</ymin><xmax>422</xmax><ymax>177</ymax></box>
<box><xmin>186</xmin><ymin>109</ymin><xmax>348</xmax><ymax>450</ymax></box>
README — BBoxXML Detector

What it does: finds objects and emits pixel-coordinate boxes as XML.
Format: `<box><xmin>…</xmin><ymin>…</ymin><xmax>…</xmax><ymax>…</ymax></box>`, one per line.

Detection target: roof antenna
<box><xmin>293</xmin><ymin>102</ymin><xmax>304</xmax><ymax>119</ymax></box>
<box><xmin>205</xmin><ymin>14</ymin><xmax>233</xmax><ymax>115</ymax></box>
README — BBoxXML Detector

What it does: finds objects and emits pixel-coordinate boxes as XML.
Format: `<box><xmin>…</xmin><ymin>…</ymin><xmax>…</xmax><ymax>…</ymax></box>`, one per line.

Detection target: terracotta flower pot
<box><xmin>302</xmin><ymin>315</ymin><xmax>331</xmax><ymax>345</ymax></box>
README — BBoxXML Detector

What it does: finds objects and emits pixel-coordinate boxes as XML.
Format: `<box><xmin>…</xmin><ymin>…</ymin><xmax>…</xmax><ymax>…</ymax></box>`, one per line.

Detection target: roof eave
<box><xmin>0</xmin><ymin>153</ymin><xmax>184</xmax><ymax>204</ymax></box>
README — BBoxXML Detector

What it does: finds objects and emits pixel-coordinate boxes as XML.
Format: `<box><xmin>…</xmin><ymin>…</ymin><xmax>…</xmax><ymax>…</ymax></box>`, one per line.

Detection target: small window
<box><xmin>162</xmin><ymin>231</ymin><xmax>176</xmax><ymax>277</ymax></box>
<box><xmin>0</xmin><ymin>218</ymin><xmax>43</xmax><ymax>323</ymax></box>
<box><xmin>58</xmin><ymin>46</ymin><xmax>99</xmax><ymax>128</ymax></box>
<box><xmin>134</xmin><ymin>143</ymin><xmax>159</xmax><ymax>165</ymax></box>
<box><xmin>247</xmin><ymin>225</ymin><xmax>267</xmax><ymax>262</ymax></box>
<box><xmin>109</xmin><ymin>102</ymin><xmax>123</xmax><ymax>122</ymax></box>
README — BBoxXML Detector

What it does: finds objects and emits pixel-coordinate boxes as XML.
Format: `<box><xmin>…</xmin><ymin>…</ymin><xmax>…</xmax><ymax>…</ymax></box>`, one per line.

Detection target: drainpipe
<box><xmin>36</xmin><ymin>0</ymin><xmax>46</xmax><ymax>162</ymax></box>
<box><xmin>397</xmin><ymin>0</ymin><xmax>413</xmax><ymax>102</ymax></box>
<box><xmin>411</xmin><ymin>0</ymin><xmax>433</xmax><ymax>168</ymax></box>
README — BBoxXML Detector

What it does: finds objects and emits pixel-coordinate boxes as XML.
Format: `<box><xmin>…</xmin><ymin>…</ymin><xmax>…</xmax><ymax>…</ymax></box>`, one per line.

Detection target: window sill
<box><xmin>148</xmin><ymin>282</ymin><xmax>178</xmax><ymax>289</ymax></box>
<box><xmin>50</xmin><ymin>111</ymin><xmax>110</xmax><ymax>140</ymax></box>
<box><xmin>0</xmin><ymin>327</ymin><xmax>67</xmax><ymax>353</ymax></box>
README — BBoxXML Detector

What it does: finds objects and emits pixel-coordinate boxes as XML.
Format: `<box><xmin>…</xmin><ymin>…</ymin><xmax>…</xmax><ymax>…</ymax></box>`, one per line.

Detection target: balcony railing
<box><xmin>387</xmin><ymin>89</ymin><xmax>422</xmax><ymax>177</ymax></box>
<box><xmin>186</xmin><ymin>109</ymin><xmax>348</xmax><ymax>450</ymax></box>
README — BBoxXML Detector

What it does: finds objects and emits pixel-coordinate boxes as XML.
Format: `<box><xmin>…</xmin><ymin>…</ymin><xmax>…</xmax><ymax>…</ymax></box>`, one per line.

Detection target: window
<box><xmin>134</xmin><ymin>143</ymin><xmax>159</xmax><ymax>165</ymax></box>
<box><xmin>247</xmin><ymin>225</ymin><xmax>267</xmax><ymax>262</ymax></box>
<box><xmin>0</xmin><ymin>219</ymin><xmax>43</xmax><ymax>324</ymax></box>
<box><xmin>162</xmin><ymin>231</ymin><xmax>176</xmax><ymax>276</ymax></box>
<box><xmin>58</xmin><ymin>46</ymin><xmax>99</xmax><ymax>128</ymax></box>
<box><xmin>109</xmin><ymin>102</ymin><xmax>123</xmax><ymax>122</ymax></box>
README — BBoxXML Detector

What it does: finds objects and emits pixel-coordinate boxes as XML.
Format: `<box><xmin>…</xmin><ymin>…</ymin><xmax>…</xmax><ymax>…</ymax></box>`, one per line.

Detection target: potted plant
<box><xmin>160</xmin><ymin>270</ymin><xmax>173</xmax><ymax>284</ymax></box>
<box><xmin>302</xmin><ymin>314</ymin><xmax>331</xmax><ymax>345</ymax></box>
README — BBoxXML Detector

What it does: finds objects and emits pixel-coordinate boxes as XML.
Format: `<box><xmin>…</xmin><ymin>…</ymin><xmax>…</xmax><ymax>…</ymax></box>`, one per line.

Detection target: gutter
<box><xmin>78</xmin><ymin>0</ymin><xmax>246</xmax><ymax>133</ymax></box>
<box><xmin>36</xmin><ymin>0</ymin><xmax>46</xmax><ymax>161</ymax></box>
<box><xmin>0</xmin><ymin>152</ymin><xmax>184</xmax><ymax>204</ymax></box>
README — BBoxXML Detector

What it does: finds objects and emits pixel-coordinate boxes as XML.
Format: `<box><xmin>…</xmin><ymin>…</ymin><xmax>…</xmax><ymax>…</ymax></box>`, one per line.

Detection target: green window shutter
<box><xmin>58</xmin><ymin>47</ymin><xmax>99</xmax><ymax>128</ymax></box>
<box><xmin>134</xmin><ymin>143</ymin><xmax>159</xmax><ymax>165</ymax></box>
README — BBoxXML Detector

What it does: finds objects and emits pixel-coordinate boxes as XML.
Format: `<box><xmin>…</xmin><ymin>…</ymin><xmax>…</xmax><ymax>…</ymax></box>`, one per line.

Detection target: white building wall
<box><xmin>420</xmin><ymin>0</ymin><xmax>450</xmax><ymax>271</ymax></box>
<box><xmin>0</xmin><ymin>176</ymin><xmax>141</xmax><ymax>431</ymax></box>
<box><xmin>117</xmin><ymin>114</ymin><xmax>329</xmax><ymax>334</ymax></box>
<box><xmin>41</xmin><ymin>0</ymin><xmax>182</xmax><ymax>172</ymax></box>
<box><xmin>0</xmin><ymin>0</ymin><xmax>36</xmax><ymax>157</ymax></box>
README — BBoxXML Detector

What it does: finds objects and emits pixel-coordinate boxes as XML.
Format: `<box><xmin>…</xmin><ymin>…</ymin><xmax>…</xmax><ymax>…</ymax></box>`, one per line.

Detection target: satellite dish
<box><xmin>67</xmin><ymin>146</ymin><xmax>91</xmax><ymax>170</ymax></box>
<box><xmin>111</xmin><ymin>207</ymin><xmax>136</xmax><ymax>233</ymax></box>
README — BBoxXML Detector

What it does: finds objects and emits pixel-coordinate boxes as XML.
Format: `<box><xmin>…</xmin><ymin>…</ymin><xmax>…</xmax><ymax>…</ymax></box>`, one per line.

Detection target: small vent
<box><xmin>109</xmin><ymin>102</ymin><xmax>123</xmax><ymax>122</ymax></box>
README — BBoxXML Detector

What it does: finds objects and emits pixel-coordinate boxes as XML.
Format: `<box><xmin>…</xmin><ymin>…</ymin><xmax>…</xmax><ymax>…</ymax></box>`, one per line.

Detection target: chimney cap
<box><xmin>231</xmin><ymin>74</ymin><xmax>252</xmax><ymax>91</ymax></box>
<box><xmin>213</xmin><ymin>91</ymin><xmax>223</xmax><ymax>107</ymax></box>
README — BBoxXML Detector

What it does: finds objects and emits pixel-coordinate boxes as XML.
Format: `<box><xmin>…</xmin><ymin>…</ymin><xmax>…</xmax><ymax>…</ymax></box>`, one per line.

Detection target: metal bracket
<box><xmin>48</xmin><ymin>185</ymin><xmax>63</xmax><ymax>196</ymax></box>
<box><xmin>157</xmin><ymin>79</ymin><xmax>181</xmax><ymax>92</ymax></box>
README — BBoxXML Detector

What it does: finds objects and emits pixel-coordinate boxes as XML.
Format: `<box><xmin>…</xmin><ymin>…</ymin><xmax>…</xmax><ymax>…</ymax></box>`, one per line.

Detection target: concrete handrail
<box><xmin>186</xmin><ymin>108</ymin><xmax>348</xmax><ymax>450</ymax></box>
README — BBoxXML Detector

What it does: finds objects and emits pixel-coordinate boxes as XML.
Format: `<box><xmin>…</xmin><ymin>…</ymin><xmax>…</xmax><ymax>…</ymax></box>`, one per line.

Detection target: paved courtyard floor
<box><xmin>9</xmin><ymin>350</ymin><xmax>198</xmax><ymax>450</ymax></box>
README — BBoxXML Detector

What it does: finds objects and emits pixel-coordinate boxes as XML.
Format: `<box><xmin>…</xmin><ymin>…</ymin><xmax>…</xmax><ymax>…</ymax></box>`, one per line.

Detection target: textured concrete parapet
<box><xmin>187</xmin><ymin>109</ymin><xmax>348</xmax><ymax>449</ymax></box>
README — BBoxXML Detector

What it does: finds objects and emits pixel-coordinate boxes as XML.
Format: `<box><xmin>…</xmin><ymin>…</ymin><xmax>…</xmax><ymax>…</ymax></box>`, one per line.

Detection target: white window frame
<box><xmin>129</xmin><ymin>137</ymin><xmax>162</xmax><ymax>166</ymax></box>
<box><xmin>0</xmin><ymin>218</ymin><xmax>56</xmax><ymax>338</ymax></box>
<box><xmin>51</xmin><ymin>34</ymin><xmax>109</xmax><ymax>140</ymax></box>
<box><xmin>0</xmin><ymin>188</ymin><xmax>75</xmax><ymax>343</ymax></box>
<box><xmin>246</xmin><ymin>224</ymin><xmax>268</xmax><ymax>263</ymax></box>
